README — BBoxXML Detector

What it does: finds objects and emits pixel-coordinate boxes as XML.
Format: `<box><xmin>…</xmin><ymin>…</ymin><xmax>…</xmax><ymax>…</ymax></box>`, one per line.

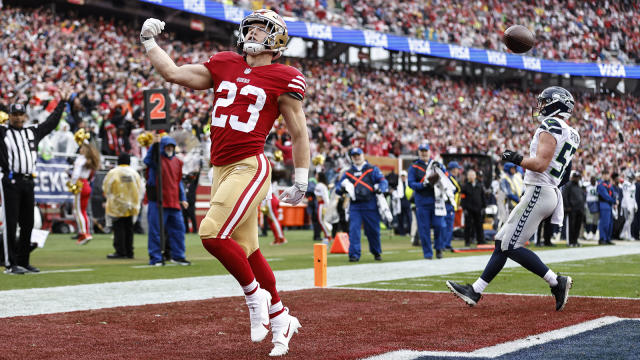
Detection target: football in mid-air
<box><xmin>503</xmin><ymin>25</ymin><xmax>534</xmax><ymax>53</ymax></box>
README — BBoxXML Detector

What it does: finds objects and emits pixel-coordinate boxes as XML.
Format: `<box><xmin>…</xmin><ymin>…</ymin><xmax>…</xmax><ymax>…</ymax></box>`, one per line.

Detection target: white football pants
<box><xmin>496</xmin><ymin>185</ymin><xmax>558</xmax><ymax>251</ymax></box>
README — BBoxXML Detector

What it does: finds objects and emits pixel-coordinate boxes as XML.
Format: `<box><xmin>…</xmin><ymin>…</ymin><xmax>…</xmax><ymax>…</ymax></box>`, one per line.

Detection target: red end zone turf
<box><xmin>1</xmin><ymin>288</ymin><xmax>638</xmax><ymax>360</ymax></box>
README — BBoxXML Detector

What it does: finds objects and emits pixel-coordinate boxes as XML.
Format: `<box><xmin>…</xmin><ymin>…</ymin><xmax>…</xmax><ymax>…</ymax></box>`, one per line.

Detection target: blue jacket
<box><xmin>408</xmin><ymin>159</ymin><xmax>443</xmax><ymax>207</ymax></box>
<box><xmin>597</xmin><ymin>181</ymin><xmax>615</xmax><ymax>210</ymax></box>
<box><xmin>143</xmin><ymin>136</ymin><xmax>186</xmax><ymax>203</ymax></box>
<box><xmin>336</xmin><ymin>162</ymin><xmax>388</xmax><ymax>210</ymax></box>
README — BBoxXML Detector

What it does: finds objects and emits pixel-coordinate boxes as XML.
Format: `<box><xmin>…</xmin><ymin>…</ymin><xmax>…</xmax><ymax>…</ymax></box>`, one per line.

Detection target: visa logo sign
<box><xmin>486</xmin><ymin>50</ymin><xmax>507</xmax><ymax>66</ymax></box>
<box><xmin>223</xmin><ymin>4</ymin><xmax>244</xmax><ymax>22</ymax></box>
<box><xmin>522</xmin><ymin>56</ymin><xmax>541</xmax><ymax>71</ymax></box>
<box><xmin>449</xmin><ymin>45</ymin><xmax>470</xmax><ymax>60</ymax></box>
<box><xmin>598</xmin><ymin>63</ymin><xmax>626</xmax><ymax>77</ymax></box>
<box><xmin>408</xmin><ymin>38</ymin><xmax>431</xmax><ymax>54</ymax></box>
<box><xmin>183</xmin><ymin>0</ymin><xmax>206</xmax><ymax>14</ymax></box>
<box><xmin>363</xmin><ymin>30</ymin><xmax>388</xmax><ymax>47</ymax></box>
<box><xmin>306</xmin><ymin>23</ymin><xmax>332</xmax><ymax>40</ymax></box>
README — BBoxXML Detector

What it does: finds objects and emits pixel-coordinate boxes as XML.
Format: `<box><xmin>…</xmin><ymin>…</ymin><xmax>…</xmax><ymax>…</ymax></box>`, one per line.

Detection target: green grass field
<box><xmin>1</xmin><ymin>230</ymin><xmax>637</xmax><ymax>300</ymax></box>
<box><xmin>349</xmin><ymin>254</ymin><xmax>640</xmax><ymax>298</ymax></box>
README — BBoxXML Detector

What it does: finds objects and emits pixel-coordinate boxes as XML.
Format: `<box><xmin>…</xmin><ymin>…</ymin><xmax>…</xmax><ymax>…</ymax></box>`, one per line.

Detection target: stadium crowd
<box><xmin>234</xmin><ymin>0</ymin><xmax>640</xmax><ymax>64</ymax></box>
<box><xmin>1</xmin><ymin>5</ymin><xmax>639</xmax><ymax>182</ymax></box>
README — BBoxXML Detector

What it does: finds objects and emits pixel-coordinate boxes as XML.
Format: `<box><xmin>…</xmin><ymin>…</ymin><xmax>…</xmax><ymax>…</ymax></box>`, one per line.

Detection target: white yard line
<box><xmin>0</xmin><ymin>243</ymin><xmax>639</xmax><ymax>318</ymax></box>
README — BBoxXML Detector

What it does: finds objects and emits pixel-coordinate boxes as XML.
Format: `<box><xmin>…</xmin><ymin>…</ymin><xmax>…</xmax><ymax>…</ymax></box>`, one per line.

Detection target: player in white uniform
<box><xmin>446</xmin><ymin>86</ymin><xmax>579</xmax><ymax>312</ymax></box>
<box><xmin>620</xmin><ymin>174</ymin><xmax>638</xmax><ymax>240</ymax></box>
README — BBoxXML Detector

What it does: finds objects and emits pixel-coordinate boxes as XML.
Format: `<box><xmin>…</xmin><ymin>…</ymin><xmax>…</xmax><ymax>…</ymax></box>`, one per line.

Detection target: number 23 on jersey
<box><xmin>211</xmin><ymin>81</ymin><xmax>266</xmax><ymax>133</ymax></box>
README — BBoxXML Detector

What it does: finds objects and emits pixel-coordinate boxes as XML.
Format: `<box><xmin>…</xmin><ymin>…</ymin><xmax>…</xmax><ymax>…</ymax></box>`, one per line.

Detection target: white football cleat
<box><xmin>269</xmin><ymin>308</ymin><xmax>301</xmax><ymax>357</ymax></box>
<box><xmin>246</xmin><ymin>288</ymin><xmax>272</xmax><ymax>342</ymax></box>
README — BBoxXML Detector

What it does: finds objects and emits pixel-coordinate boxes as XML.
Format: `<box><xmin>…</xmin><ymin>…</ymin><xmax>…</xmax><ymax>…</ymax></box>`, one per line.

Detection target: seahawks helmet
<box><xmin>237</xmin><ymin>9</ymin><xmax>288</xmax><ymax>60</ymax></box>
<box><xmin>536</xmin><ymin>86</ymin><xmax>575</xmax><ymax>118</ymax></box>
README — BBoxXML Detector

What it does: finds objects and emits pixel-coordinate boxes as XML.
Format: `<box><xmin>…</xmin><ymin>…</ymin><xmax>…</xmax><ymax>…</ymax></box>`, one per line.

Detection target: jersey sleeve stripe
<box><xmin>291</xmin><ymin>78</ymin><xmax>306</xmax><ymax>88</ymax></box>
<box><xmin>295</xmin><ymin>75</ymin><xmax>306</xmax><ymax>83</ymax></box>
<box><xmin>288</xmin><ymin>84</ymin><xmax>304</xmax><ymax>91</ymax></box>
<box><xmin>547</xmin><ymin>127</ymin><xmax>563</xmax><ymax>135</ymax></box>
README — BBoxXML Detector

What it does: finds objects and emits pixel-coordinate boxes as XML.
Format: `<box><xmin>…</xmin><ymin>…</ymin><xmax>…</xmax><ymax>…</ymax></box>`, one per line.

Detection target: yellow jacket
<box><xmin>102</xmin><ymin>165</ymin><xmax>144</xmax><ymax>218</ymax></box>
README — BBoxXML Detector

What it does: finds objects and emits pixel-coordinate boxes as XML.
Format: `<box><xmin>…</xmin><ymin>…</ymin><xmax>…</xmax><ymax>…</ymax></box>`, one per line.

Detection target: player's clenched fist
<box><xmin>140</xmin><ymin>18</ymin><xmax>165</xmax><ymax>51</ymax></box>
<box><xmin>502</xmin><ymin>150</ymin><xmax>523</xmax><ymax>166</ymax></box>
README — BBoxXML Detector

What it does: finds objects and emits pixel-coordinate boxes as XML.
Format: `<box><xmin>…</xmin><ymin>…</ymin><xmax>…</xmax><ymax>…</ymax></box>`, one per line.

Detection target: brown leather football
<box><xmin>503</xmin><ymin>25</ymin><xmax>534</xmax><ymax>53</ymax></box>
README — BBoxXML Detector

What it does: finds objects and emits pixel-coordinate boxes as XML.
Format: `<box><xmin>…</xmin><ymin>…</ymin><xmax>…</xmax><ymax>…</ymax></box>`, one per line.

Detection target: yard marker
<box><xmin>330</xmin><ymin>232</ymin><xmax>349</xmax><ymax>254</ymax></box>
<box><xmin>314</xmin><ymin>243</ymin><xmax>327</xmax><ymax>287</ymax></box>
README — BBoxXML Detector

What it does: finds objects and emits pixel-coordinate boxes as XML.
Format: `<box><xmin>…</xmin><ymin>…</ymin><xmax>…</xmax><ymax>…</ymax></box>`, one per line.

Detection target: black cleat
<box><xmin>446</xmin><ymin>281</ymin><xmax>481</xmax><ymax>307</ymax></box>
<box><xmin>4</xmin><ymin>265</ymin><xmax>28</xmax><ymax>275</ymax></box>
<box><xmin>348</xmin><ymin>257</ymin><xmax>359</xmax><ymax>262</ymax></box>
<box><xmin>170</xmin><ymin>258</ymin><xmax>191</xmax><ymax>266</ymax></box>
<box><xmin>436</xmin><ymin>249</ymin><xmax>443</xmax><ymax>259</ymax></box>
<box><xmin>551</xmin><ymin>275</ymin><xmax>573</xmax><ymax>311</ymax></box>
<box><xmin>24</xmin><ymin>265</ymin><xmax>40</xmax><ymax>273</ymax></box>
<box><xmin>374</xmin><ymin>254</ymin><xmax>382</xmax><ymax>261</ymax></box>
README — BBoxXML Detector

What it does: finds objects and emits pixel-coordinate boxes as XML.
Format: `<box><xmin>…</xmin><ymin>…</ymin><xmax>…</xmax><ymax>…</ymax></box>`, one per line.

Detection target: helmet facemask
<box><xmin>533</xmin><ymin>87</ymin><xmax>575</xmax><ymax>120</ymax></box>
<box><xmin>237</xmin><ymin>10</ymin><xmax>288</xmax><ymax>60</ymax></box>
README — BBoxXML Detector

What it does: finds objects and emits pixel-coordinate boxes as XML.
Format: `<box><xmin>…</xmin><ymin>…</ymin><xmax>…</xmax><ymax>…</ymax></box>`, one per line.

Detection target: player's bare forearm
<box><xmin>521</xmin><ymin>132</ymin><xmax>556</xmax><ymax>173</ymax></box>
<box><xmin>146</xmin><ymin>48</ymin><xmax>212</xmax><ymax>90</ymax></box>
<box><xmin>279</xmin><ymin>95</ymin><xmax>310</xmax><ymax>170</ymax></box>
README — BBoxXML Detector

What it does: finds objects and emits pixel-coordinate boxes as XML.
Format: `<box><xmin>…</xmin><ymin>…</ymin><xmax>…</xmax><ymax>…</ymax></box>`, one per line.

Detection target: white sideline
<box><xmin>0</xmin><ymin>243</ymin><xmax>639</xmax><ymax>318</ymax></box>
<box><xmin>363</xmin><ymin>316</ymin><xmax>637</xmax><ymax>359</ymax></box>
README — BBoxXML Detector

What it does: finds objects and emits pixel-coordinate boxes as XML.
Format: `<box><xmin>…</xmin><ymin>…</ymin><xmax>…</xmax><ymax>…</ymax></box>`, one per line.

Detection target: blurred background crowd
<box><xmin>234</xmin><ymin>0</ymin><xmax>640</xmax><ymax>63</ymax></box>
<box><xmin>1</xmin><ymin>5</ymin><xmax>639</xmax><ymax>186</ymax></box>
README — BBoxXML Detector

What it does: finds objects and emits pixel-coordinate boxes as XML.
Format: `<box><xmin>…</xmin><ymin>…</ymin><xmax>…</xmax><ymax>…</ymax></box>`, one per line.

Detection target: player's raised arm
<box><xmin>140</xmin><ymin>18</ymin><xmax>213</xmax><ymax>90</ymax></box>
<box><xmin>278</xmin><ymin>94</ymin><xmax>310</xmax><ymax>205</ymax></box>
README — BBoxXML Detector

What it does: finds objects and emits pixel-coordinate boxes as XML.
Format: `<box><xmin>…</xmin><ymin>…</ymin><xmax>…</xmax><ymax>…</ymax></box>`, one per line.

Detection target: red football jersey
<box><xmin>203</xmin><ymin>51</ymin><xmax>306</xmax><ymax>166</ymax></box>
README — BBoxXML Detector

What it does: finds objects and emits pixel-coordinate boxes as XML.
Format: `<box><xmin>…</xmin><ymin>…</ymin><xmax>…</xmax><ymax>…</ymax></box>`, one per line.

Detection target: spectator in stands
<box><xmin>408</xmin><ymin>144</ymin><xmax>445</xmax><ymax>259</ymax></box>
<box><xmin>336</xmin><ymin>147</ymin><xmax>388</xmax><ymax>262</ymax></box>
<box><xmin>562</xmin><ymin>170</ymin><xmax>586</xmax><ymax>247</ymax></box>
<box><xmin>144</xmin><ymin>135</ymin><xmax>190</xmax><ymax>266</ymax></box>
<box><xmin>70</xmin><ymin>140</ymin><xmax>101</xmax><ymax>245</ymax></box>
<box><xmin>103</xmin><ymin>153</ymin><xmax>144</xmax><ymax>259</ymax></box>
<box><xmin>597</xmin><ymin>172</ymin><xmax>616</xmax><ymax>245</ymax></box>
<box><xmin>461</xmin><ymin>169</ymin><xmax>487</xmax><ymax>247</ymax></box>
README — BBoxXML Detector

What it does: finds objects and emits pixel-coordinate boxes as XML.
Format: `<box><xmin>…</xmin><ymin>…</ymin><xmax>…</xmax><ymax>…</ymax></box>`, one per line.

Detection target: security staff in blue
<box><xmin>442</xmin><ymin>161</ymin><xmax>462</xmax><ymax>251</ymax></box>
<box><xmin>408</xmin><ymin>144</ymin><xmax>445</xmax><ymax>259</ymax></box>
<box><xmin>597</xmin><ymin>172</ymin><xmax>616</xmax><ymax>245</ymax></box>
<box><xmin>336</xmin><ymin>148</ymin><xmax>388</xmax><ymax>262</ymax></box>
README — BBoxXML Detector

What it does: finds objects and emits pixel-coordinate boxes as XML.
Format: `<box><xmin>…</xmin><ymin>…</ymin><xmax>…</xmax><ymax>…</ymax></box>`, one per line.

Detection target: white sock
<box><xmin>269</xmin><ymin>300</ymin><xmax>284</xmax><ymax>315</ymax></box>
<box><xmin>472</xmin><ymin>278</ymin><xmax>489</xmax><ymax>294</ymax></box>
<box><xmin>544</xmin><ymin>270</ymin><xmax>558</xmax><ymax>287</ymax></box>
<box><xmin>242</xmin><ymin>279</ymin><xmax>259</xmax><ymax>296</ymax></box>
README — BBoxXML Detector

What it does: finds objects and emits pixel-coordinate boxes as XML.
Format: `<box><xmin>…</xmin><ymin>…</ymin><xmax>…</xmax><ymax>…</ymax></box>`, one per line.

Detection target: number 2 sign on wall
<box><xmin>144</xmin><ymin>89</ymin><xmax>171</xmax><ymax>130</ymax></box>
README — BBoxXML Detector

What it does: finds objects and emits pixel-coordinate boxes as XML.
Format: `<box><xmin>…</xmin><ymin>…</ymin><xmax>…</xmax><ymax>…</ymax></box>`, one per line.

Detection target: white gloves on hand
<box><xmin>140</xmin><ymin>18</ymin><xmax>165</xmax><ymax>52</ymax></box>
<box><xmin>279</xmin><ymin>182</ymin><xmax>307</xmax><ymax>205</ymax></box>
<box><xmin>341</xmin><ymin>179</ymin><xmax>356</xmax><ymax>200</ymax></box>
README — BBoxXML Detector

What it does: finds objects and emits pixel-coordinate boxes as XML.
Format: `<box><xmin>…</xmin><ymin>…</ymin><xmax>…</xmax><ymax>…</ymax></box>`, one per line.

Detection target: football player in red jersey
<box><xmin>140</xmin><ymin>9</ymin><xmax>308</xmax><ymax>357</ymax></box>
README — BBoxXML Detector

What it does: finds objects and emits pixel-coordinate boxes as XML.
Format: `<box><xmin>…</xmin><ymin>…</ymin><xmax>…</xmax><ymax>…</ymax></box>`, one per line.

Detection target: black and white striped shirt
<box><xmin>0</xmin><ymin>101</ymin><xmax>66</xmax><ymax>176</ymax></box>
<box><xmin>4</xmin><ymin>127</ymin><xmax>38</xmax><ymax>175</ymax></box>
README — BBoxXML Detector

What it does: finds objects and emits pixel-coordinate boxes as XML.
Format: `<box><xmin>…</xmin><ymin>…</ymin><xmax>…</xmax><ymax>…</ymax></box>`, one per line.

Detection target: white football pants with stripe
<box><xmin>496</xmin><ymin>185</ymin><xmax>558</xmax><ymax>251</ymax></box>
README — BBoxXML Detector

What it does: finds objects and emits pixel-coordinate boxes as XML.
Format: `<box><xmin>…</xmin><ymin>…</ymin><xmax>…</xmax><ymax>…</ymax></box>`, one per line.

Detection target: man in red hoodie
<box><xmin>144</xmin><ymin>135</ymin><xmax>190</xmax><ymax>266</ymax></box>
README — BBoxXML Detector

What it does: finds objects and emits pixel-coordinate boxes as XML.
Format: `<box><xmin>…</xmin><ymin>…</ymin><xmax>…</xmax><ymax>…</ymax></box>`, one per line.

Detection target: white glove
<box><xmin>140</xmin><ymin>18</ymin><xmax>165</xmax><ymax>52</ymax></box>
<box><xmin>279</xmin><ymin>182</ymin><xmax>307</xmax><ymax>205</ymax></box>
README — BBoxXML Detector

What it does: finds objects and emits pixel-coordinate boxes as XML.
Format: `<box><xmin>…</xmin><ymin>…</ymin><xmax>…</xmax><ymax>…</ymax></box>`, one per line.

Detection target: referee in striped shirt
<box><xmin>1</xmin><ymin>89</ymin><xmax>70</xmax><ymax>274</ymax></box>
